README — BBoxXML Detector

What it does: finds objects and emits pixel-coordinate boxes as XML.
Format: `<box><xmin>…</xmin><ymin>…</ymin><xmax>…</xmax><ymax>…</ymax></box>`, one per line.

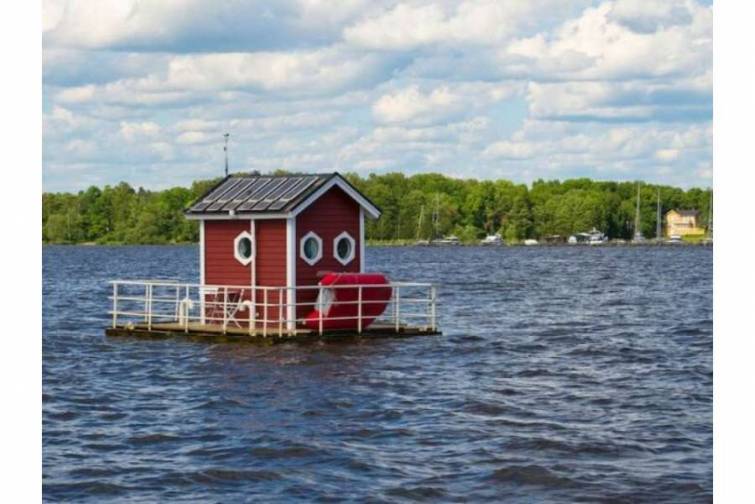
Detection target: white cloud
<box><xmin>64</xmin><ymin>138</ymin><xmax>97</xmax><ymax>157</ymax></box>
<box><xmin>373</xmin><ymin>86</ymin><xmax>460</xmax><ymax>124</ymax></box>
<box><xmin>372</xmin><ymin>82</ymin><xmax>520</xmax><ymax>125</ymax></box>
<box><xmin>608</xmin><ymin>0</ymin><xmax>694</xmax><ymax>33</ymax></box>
<box><xmin>526</xmin><ymin>79</ymin><xmax>710</xmax><ymax>122</ymax></box>
<box><xmin>655</xmin><ymin>148</ymin><xmax>680</xmax><ymax>161</ymax></box>
<box><xmin>344</xmin><ymin>1</ymin><xmax>586</xmax><ymax>50</ymax></box>
<box><xmin>44</xmin><ymin>0</ymin><xmax>370</xmax><ymax>51</ymax></box>
<box><xmin>175</xmin><ymin>119</ymin><xmax>218</xmax><ymax>132</ymax></box>
<box><xmin>483</xmin><ymin>141</ymin><xmax>538</xmax><ymax>160</ymax></box>
<box><xmin>119</xmin><ymin>121</ymin><xmax>161</xmax><ymax>142</ymax></box>
<box><xmin>42</xmin><ymin>0</ymin><xmax>713</xmax><ymax>191</ymax></box>
<box><xmin>176</xmin><ymin>131</ymin><xmax>214</xmax><ymax>145</ymax></box>
<box><xmin>481</xmin><ymin>119</ymin><xmax>711</xmax><ymax>185</ymax></box>
<box><xmin>148</xmin><ymin>142</ymin><xmax>175</xmax><ymax>161</ymax></box>
<box><xmin>165</xmin><ymin>48</ymin><xmax>381</xmax><ymax>93</ymax></box>
<box><xmin>503</xmin><ymin>1</ymin><xmax>711</xmax><ymax>81</ymax></box>
<box><xmin>53</xmin><ymin>46</ymin><xmax>391</xmax><ymax>109</ymax></box>
<box><xmin>695</xmin><ymin>162</ymin><xmax>712</xmax><ymax>180</ymax></box>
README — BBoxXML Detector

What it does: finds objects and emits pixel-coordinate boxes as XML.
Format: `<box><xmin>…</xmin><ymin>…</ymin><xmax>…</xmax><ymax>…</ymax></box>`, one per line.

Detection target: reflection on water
<box><xmin>43</xmin><ymin>245</ymin><xmax>712</xmax><ymax>502</ymax></box>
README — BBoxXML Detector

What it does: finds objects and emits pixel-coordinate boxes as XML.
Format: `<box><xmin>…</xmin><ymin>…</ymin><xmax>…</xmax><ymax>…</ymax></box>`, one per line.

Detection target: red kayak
<box><xmin>304</xmin><ymin>273</ymin><xmax>392</xmax><ymax>331</ymax></box>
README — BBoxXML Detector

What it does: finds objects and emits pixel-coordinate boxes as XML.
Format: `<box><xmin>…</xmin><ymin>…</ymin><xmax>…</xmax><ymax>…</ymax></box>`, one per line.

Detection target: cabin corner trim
<box><xmin>199</xmin><ymin>221</ymin><xmax>205</xmax><ymax>284</ymax></box>
<box><xmin>359</xmin><ymin>208</ymin><xmax>365</xmax><ymax>272</ymax></box>
<box><xmin>286</xmin><ymin>217</ymin><xmax>296</xmax><ymax>331</ymax></box>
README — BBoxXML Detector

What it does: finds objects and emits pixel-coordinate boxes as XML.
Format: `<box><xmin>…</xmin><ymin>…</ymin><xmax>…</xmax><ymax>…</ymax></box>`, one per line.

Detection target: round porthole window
<box><xmin>304</xmin><ymin>238</ymin><xmax>319</xmax><ymax>259</ymax></box>
<box><xmin>300</xmin><ymin>231</ymin><xmax>323</xmax><ymax>265</ymax></box>
<box><xmin>233</xmin><ymin>231</ymin><xmax>254</xmax><ymax>265</ymax></box>
<box><xmin>333</xmin><ymin>231</ymin><xmax>356</xmax><ymax>265</ymax></box>
<box><xmin>237</xmin><ymin>237</ymin><xmax>252</xmax><ymax>259</ymax></box>
<box><xmin>337</xmin><ymin>238</ymin><xmax>351</xmax><ymax>259</ymax></box>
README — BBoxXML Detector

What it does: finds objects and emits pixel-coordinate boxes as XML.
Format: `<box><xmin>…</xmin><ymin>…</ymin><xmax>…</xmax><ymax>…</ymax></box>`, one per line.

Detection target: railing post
<box><xmin>278</xmin><ymin>288</ymin><xmax>283</xmax><ymax>338</ymax></box>
<box><xmin>222</xmin><ymin>286</ymin><xmax>228</xmax><ymax>334</ymax></box>
<box><xmin>394</xmin><ymin>286</ymin><xmax>400</xmax><ymax>333</ymax></box>
<box><xmin>184</xmin><ymin>284</ymin><xmax>190</xmax><ymax>332</ymax></box>
<box><xmin>263</xmin><ymin>289</ymin><xmax>268</xmax><ymax>338</ymax></box>
<box><xmin>200</xmin><ymin>285</ymin><xmax>206</xmax><ymax>325</ymax></box>
<box><xmin>144</xmin><ymin>284</ymin><xmax>149</xmax><ymax>323</ymax></box>
<box><xmin>430</xmin><ymin>285</ymin><xmax>437</xmax><ymax>331</ymax></box>
<box><xmin>174</xmin><ymin>285</ymin><xmax>180</xmax><ymax>323</ymax></box>
<box><xmin>357</xmin><ymin>286</ymin><xmax>363</xmax><ymax>334</ymax></box>
<box><xmin>318</xmin><ymin>285</ymin><xmax>323</xmax><ymax>336</ymax></box>
<box><xmin>250</xmin><ymin>287</ymin><xmax>256</xmax><ymax>336</ymax></box>
<box><xmin>147</xmin><ymin>284</ymin><xmax>153</xmax><ymax>330</ymax></box>
<box><xmin>287</xmin><ymin>286</ymin><xmax>294</xmax><ymax>336</ymax></box>
<box><xmin>112</xmin><ymin>283</ymin><xmax>118</xmax><ymax>328</ymax></box>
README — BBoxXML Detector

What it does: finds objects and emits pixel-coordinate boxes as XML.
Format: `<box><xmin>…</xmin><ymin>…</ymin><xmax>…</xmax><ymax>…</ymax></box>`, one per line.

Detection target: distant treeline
<box><xmin>42</xmin><ymin>171</ymin><xmax>712</xmax><ymax>244</ymax></box>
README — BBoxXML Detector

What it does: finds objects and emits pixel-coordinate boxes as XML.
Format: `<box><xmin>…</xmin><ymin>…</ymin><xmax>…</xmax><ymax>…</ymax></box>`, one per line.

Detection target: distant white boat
<box><xmin>433</xmin><ymin>235</ymin><xmax>460</xmax><ymax>246</ymax></box>
<box><xmin>666</xmin><ymin>235</ymin><xmax>683</xmax><ymax>244</ymax></box>
<box><xmin>480</xmin><ymin>233</ymin><xmax>503</xmax><ymax>246</ymax></box>
<box><xmin>523</xmin><ymin>239</ymin><xmax>538</xmax><ymax>246</ymax></box>
<box><xmin>569</xmin><ymin>228</ymin><xmax>607</xmax><ymax>244</ymax></box>
<box><xmin>587</xmin><ymin>228</ymin><xmax>608</xmax><ymax>245</ymax></box>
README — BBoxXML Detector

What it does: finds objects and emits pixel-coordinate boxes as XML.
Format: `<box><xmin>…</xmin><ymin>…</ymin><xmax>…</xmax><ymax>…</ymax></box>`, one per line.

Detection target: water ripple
<box><xmin>43</xmin><ymin>245</ymin><xmax>712</xmax><ymax>502</ymax></box>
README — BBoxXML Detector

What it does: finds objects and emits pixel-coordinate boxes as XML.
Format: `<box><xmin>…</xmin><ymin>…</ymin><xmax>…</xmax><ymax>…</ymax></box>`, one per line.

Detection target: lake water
<box><xmin>43</xmin><ymin>245</ymin><xmax>712</xmax><ymax>502</ymax></box>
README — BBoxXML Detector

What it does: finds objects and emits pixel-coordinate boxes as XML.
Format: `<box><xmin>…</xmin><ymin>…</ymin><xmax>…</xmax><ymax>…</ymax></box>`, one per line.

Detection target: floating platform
<box><xmin>106</xmin><ymin>322</ymin><xmax>440</xmax><ymax>345</ymax></box>
<box><xmin>107</xmin><ymin>279</ymin><xmax>439</xmax><ymax>345</ymax></box>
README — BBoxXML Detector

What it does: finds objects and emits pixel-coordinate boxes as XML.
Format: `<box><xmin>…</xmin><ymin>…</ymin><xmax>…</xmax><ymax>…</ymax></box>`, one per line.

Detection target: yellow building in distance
<box><xmin>665</xmin><ymin>209</ymin><xmax>705</xmax><ymax>237</ymax></box>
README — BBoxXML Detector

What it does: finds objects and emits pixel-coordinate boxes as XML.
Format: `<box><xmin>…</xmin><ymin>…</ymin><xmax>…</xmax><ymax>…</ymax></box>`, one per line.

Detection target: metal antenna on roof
<box><xmin>223</xmin><ymin>133</ymin><xmax>230</xmax><ymax>177</ymax></box>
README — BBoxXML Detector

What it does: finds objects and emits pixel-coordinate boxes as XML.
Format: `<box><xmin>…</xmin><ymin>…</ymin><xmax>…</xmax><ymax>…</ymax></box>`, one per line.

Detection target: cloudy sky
<box><xmin>42</xmin><ymin>0</ymin><xmax>712</xmax><ymax>192</ymax></box>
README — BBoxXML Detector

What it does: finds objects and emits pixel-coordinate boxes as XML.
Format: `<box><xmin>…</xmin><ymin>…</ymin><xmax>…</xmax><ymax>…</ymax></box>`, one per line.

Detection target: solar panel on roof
<box><xmin>235</xmin><ymin>178</ymin><xmax>287</xmax><ymax>212</ymax></box>
<box><xmin>233</xmin><ymin>177</ymin><xmax>278</xmax><ymax>210</ymax></box>
<box><xmin>220</xmin><ymin>178</ymin><xmax>272</xmax><ymax>211</ymax></box>
<box><xmin>252</xmin><ymin>177</ymin><xmax>302</xmax><ymax>211</ymax></box>
<box><xmin>206</xmin><ymin>178</ymin><xmax>256</xmax><ymax>211</ymax></box>
<box><xmin>185</xmin><ymin>173</ymin><xmax>360</xmax><ymax>217</ymax></box>
<box><xmin>189</xmin><ymin>178</ymin><xmax>244</xmax><ymax>212</ymax></box>
<box><xmin>267</xmin><ymin>177</ymin><xmax>318</xmax><ymax>211</ymax></box>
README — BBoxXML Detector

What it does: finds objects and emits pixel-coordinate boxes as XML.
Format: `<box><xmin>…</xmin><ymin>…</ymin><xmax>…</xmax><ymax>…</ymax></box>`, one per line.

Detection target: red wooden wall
<box><xmin>204</xmin><ymin>219</ymin><xmax>287</xmax><ymax>324</ymax></box>
<box><xmin>295</xmin><ymin>186</ymin><xmax>361</xmax><ymax>318</ymax></box>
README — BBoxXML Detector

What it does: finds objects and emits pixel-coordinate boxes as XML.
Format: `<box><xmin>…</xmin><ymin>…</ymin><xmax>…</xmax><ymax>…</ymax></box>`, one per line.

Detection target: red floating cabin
<box><xmin>107</xmin><ymin>172</ymin><xmax>439</xmax><ymax>341</ymax></box>
<box><xmin>186</xmin><ymin>173</ymin><xmax>384</xmax><ymax>330</ymax></box>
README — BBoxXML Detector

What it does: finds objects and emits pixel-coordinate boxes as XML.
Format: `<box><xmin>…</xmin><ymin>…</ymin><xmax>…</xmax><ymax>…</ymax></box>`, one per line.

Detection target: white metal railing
<box><xmin>108</xmin><ymin>279</ymin><xmax>438</xmax><ymax>337</ymax></box>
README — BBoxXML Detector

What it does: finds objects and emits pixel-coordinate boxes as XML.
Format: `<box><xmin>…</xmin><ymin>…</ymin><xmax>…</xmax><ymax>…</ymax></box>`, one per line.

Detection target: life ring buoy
<box><xmin>304</xmin><ymin>273</ymin><xmax>391</xmax><ymax>331</ymax></box>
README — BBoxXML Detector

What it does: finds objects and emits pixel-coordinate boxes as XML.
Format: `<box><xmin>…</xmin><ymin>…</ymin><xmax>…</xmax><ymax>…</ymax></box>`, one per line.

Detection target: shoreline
<box><xmin>42</xmin><ymin>241</ymin><xmax>712</xmax><ymax>248</ymax></box>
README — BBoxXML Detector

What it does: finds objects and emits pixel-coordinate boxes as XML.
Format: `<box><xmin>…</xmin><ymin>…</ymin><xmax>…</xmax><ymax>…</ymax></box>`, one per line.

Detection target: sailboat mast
<box><xmin>656</xmin><ymin>188</ymin><xmax>661</xmax><ymax>240</ymax></box>
<box><xmin>633</xmin><ymin>183</ymin><xmax>642</xmax><ymax>240</ymax></box>
<box><xmin>432</xmin><ymin>194</ymin><xmax>440</xmax><ymax>240</ymax></box>
<box><xmin>416</xmin><ymin>205</ymin><xmax>424</xmax><ymax>240</ymax></box>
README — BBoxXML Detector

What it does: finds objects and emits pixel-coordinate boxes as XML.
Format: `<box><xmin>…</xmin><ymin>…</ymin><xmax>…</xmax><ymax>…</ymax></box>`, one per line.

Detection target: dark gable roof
<box><xmin>185</xmin><ymin>172</ymin><xmax>379</xmax><ymax>217</ymax></box>
<box><xmin>668</xmin><ymin>209</ymin><xmax>699</xmax><ymax>218</ymax></box>
<box><xmin>676</xmin><ymin>210</ymin><xmax>699</xmax><ymax>217</ymax></box>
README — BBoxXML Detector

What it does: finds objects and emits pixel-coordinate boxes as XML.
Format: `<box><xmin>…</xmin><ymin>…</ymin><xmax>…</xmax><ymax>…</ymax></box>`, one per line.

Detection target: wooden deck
<box><xmin>105</xmin><ymin>321</ymin><xmax>441</xmax><ymax>344</ymax></box>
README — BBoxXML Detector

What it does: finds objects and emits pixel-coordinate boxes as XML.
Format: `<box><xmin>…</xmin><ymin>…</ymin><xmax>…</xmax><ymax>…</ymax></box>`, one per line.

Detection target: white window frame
<box><xmin>299</xmin><ymin>231</ymin><xmax>323</xmax><ymax>266</ymax></box>
<box><xmin>233</xmin><ymin>230</ymin><xmax>254</xmax><ymax>265</ymax></box>
<box><xmin>333</xmin><ymin>231</ymin><xmax>356</xmax><ymax>266</ymax></box>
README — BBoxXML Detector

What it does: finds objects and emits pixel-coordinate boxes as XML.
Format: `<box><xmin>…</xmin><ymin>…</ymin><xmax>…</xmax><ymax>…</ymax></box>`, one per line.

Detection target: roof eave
<box><xmin>184</xmin><ymin>212</ymin><xmax>292</xmax><ymax>221</ymax></box>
